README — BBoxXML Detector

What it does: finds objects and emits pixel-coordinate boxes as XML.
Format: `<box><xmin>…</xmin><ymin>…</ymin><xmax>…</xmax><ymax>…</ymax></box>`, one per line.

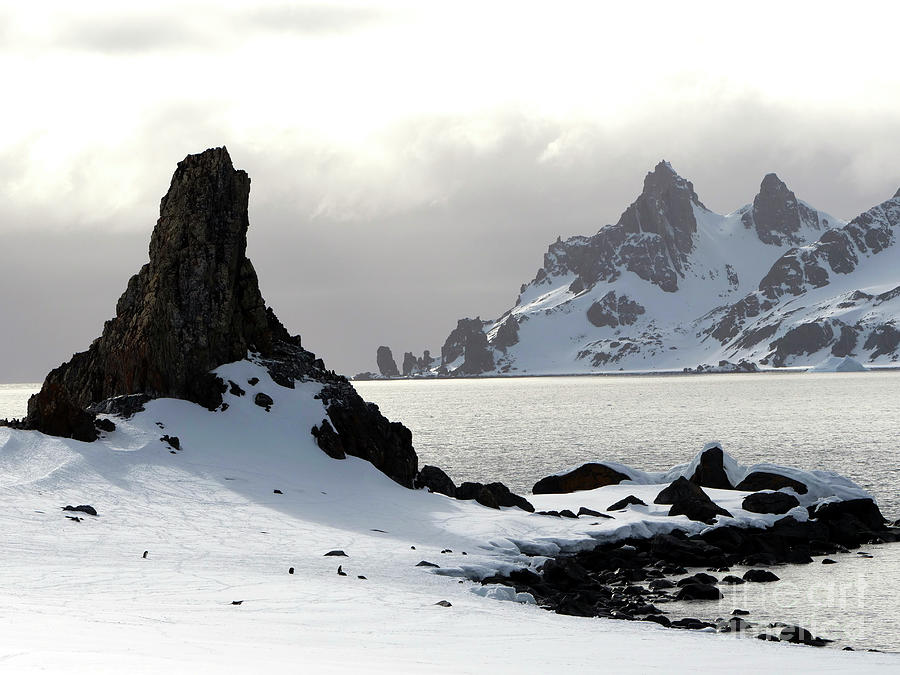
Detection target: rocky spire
<box><xmin>27</xmin><ymin>147</ymin><xmax>289</xmax><ymax>440</ymax></box>
<box><xmin>742</xmin><ymin>173</ymin><xmax>821</xmax><ymax>245</ymax></box>
<box><xmin>25</xmin><ymin>147</ymin><xmax>420</xmax><ymax>488</ymax></box>
<box><xmin>615</xmin><ymin>160</ymin><xmax>705</xmax><ymax>271</ymax></box>
<box><xmin>376</xmin><ymin>346</ymin><xmax>400</xmax><ymax>378</ymax></box>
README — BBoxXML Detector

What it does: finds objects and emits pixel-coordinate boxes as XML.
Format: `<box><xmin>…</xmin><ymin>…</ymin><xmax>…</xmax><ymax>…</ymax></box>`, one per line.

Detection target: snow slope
<box><xmin>0</xmin><ymin>362</ymin><xmax>897</xmax><ymax>672</ymax></box>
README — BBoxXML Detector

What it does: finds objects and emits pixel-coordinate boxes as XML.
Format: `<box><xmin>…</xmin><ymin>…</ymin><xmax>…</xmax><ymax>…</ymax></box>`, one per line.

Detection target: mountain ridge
<box><xmin>371</xmin><ymin>163</ymin><xmax>899</xmax><ymax>377</ymax></box>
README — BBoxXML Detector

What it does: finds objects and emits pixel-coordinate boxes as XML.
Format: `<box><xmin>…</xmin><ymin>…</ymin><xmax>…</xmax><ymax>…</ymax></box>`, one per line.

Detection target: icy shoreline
<box><xmin>1</xmin><ymin>360</ymin><xmax>898</xmax><ymax>670</ymax></box>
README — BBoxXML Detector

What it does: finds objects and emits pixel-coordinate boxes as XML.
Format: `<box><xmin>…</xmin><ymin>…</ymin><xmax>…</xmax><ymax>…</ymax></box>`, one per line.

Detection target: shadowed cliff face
<box><xmin>29</xmin><ymin>147</ymin><xmax>286</xmax><ymax>428</ymax></box>
<box><xmin>23</xmin><ymin>147</ymin><xmax>419</xmax><ymax>488</ymax></box>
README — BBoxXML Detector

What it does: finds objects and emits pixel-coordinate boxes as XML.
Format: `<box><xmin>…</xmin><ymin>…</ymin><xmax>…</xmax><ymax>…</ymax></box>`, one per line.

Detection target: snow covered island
<box><xmin>2</xmin><ymin>148</ymin><xmax>898</xmax><ymax>672</ymax></box>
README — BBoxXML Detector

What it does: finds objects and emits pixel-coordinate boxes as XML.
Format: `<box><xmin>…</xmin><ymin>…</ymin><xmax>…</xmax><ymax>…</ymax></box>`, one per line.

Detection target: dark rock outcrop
<box><xmin>676</xmin><ymin>583</ymin><xmax>722</xmax><ymax>601</ymax></box>
<box><xmin>742</xmin><ymin>491</ymin><xmax>800</xmax><ymax>515</ymax></box>
<box><xmin>28</xmin><ymin>148</ymin><xmax>288</xmax><ymax>436</ymax></box>
<box><xmin>688</xmin><ymin>445</ymin><xmax>733</xmax><ymax>489</ymax></box>
<box><xmin>654</xmin><ymin>477</ymin><xmax>732</xmax><ymax>524</ymax></box>
<box><xmin>24</xmin><ymin>147</ymin><xmax>421</xmax><ymax>490</ymax></box>
<box><xmin>399</xmin><ymin>352</ymin><xmax>417</xmax><ymax>377</ymax></box>
<box><xmin>586</xmin><ymin>291</ymin><xmax>646</xmax><ymax>328</ymax></box>
<box><xmin>441</xmin><ymin>318</ymin><xmax>494</xmax><ymax>375</ymax></box>
<box><xmin>735</xmin><ymin>471</ymin><xmax>808</xmax><ymax>494</ymax></box>
<box><xmin>532</xmin><ymin>463</ymin><xmax>630</xmax><ymax>495</ymax></box>
<box><xmin>414</xmin><ymin>465</ymin><xmax>457</xmax><ymax>497</ymax></box>
<box><xmin>768</xmin><ymin>321</ymin><xmax>834</xmax><ymax>367</ymax></box>
<box><xmin>456</xmin><ymin>481</ymin><xmax>534</xmax><ymax>512</ymax></box>
<box><xmin>313</xmin><ymin>383</ymin><xmax>418</xmax><ymax>488</ymax></box>
<box><xmin>376</xmin><ymin>346</ymin><xmax>400</xmax><ymax>378</ymax></box>
<box><xmin>741</xmin><ymin>173</ymin><xmax>823</xmax><ymax>246</ymax></box>
<box><xmin>491</xmin><ymin>315</ymin><xmax>520</xmax><ymax>351</ymax></box>
<box><xmin>608</xmin><ymin>495</ymin><xmax>646</xmax><ymax>511</ymax></box>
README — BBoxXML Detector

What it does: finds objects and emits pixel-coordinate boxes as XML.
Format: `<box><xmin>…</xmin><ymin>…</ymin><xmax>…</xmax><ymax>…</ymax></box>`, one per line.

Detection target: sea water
<box><xmin>356</xmin><ymin>372</ymin><xmax>900</xmax><ymax>652</ymax></box>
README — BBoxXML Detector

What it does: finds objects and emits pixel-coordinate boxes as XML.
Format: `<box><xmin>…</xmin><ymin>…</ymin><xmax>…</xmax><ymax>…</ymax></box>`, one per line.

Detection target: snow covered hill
<box><xmin>2</xmin><ymin>360</ymin><xmax>898</xmax><ymax>671</ymax></box>
<box><xmin>399</xmin><ymin>163</ymin><xmax>900</xmax><ymax>377</ymax></box>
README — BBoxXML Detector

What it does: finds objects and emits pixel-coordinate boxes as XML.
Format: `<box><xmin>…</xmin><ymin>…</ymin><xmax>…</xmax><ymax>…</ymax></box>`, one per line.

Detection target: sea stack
<box><xmin>25</xmin><ymin>147</ymin><xmax>418</xmax><ymax>487</ymax></box>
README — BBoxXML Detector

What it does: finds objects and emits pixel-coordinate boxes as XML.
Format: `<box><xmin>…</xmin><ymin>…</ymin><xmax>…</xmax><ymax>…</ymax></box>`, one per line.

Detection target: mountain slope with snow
<box><xmin>418</xmin><ymin>163</ymin><xmax>900</xmax><ymax>376</ymax></box>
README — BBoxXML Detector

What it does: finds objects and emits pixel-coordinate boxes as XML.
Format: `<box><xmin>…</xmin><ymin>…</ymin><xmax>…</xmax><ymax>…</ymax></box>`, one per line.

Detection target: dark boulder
<box><xmin>688</xmin><ymin>445</ymin><xmax>733</xmax><ymax>489</ymax></box>
<box><xmin>721</xmin><ymin>575</ymin><xmax>746</xmax><ymax>585</ymax></box>
<box><xmin>719</xmin><ymin>616</ymin><xmax>753</xmax><ymax>633</ymax></box>
<box><xmin>577</xmin><ymin>506</ymin><xmax>610</xmax><ymax>518</ymax></box>
<box><xmin>809</xmin><ymin>498</ymin><xmax>886</xmax><ymax>531</ymax></box>
<box><xmin>414</xmin><ymin>465</ymin><xmax>457</xmax><ymax>497</ymax></box>
<box><xmin>95</xmin><ymin>417</ymin><xmax>116</xmax><ymax>433</ymax></box>
<box><xmin>654</xmin><ymin>477</ymin><xmax>732</xmax><ymax>524</ymax></box>
<box><xmin>735</xmin><ymin>471</ymin><xmax>808</xmax><ymax>494</ymax></box>
<box><xmin>742</xmin><ymin>491</ymin><xmax>801</xmax><ymax>515</ymax></box>
<box><xmin>376</xmin><ymin>346</ymin><xmax>400</xmax><ymax>378</ymax></box>
<box><xmin>63</xmin><ymin>504</ymin><xmax>98</xmax><ymax>516</ymax></box>
<box><xmin>670</xmin><ymin>618</ymin><xmax>716</xmax><ymax>630</ymax></box>
<box><xmin>533</xmin><ymin>463</ymin><xmax>630</xmax><ymax>494</ymax></box>
<box><xmin>26</xmin><ymin>383</ymin><xmax>97</xmax><ymax>442</ymax></box>
<box><xmin>743</xmin><ymin>569</ymin><xmax>780</xmax><ymax>582</ymax></box>
<box><xmin>253</xmin><ymin>392</ymin><xmax>275</xmax><ymax>412</ymax></box>
<box><xmin>675</xmin><ymin>583</ymin><xmax>722</xmax><ymax>601</ymax></box>
<box><xmin>677</xmin><ymin>573</ymin><xmax>717</xmax><ymax>587</ymax></box>
<box><xmin>608</xmin><ymin>495</ymin><xmax>646</xmax><ymax>511</ymax></box>
<box><xmin>456</xmin><ymin>482</ymin><xmax>534</xmax><ymax>512</ymax></box>
<box><xmin>763</xmin><ymin>624</ymin><xmax>831</xmax><ymax>647</ymax></box>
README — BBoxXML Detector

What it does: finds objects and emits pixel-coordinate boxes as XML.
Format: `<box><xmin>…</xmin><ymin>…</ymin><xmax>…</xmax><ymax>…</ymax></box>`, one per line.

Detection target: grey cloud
<box><xmin>54</xmin><ymin>13</ymin><xmax>218</xmax><ymax>54</ymax></box>
<box><xmin>241</xmin><ymin>4</ymin><xmax>395</xmax><ymax>35</ymax></box>
<box><xmin>3</xmin><ymin>99</ymin><xmax>900</xmax><ymax>382</ymax></box>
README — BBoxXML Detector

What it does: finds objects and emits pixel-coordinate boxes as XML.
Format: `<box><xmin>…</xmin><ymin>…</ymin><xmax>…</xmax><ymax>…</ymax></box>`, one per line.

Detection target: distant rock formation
<box><xmin>25</xmin><ymin>147</ymin><xmax>418</xmax><ymax>487</ymax></box>
<box><xmin>405</xmin><ymin>162</ymin><xmax>900</xmax><ymax>376</ymax></box>
<box><xmin>402</xmin><ymin>352</ymin><xmax>417</xmax><ymax>377</ymax></box>
<box><xmin>441</xmin><ymin>318</ymin><xmax>494</xmax><ymax>375</ymax></box>
<box><xmin>376</xmin><ymin>346</ymin><xmax>400</xmax><ymax>378</ymax></box>
<box><xmin>742</xmin><ymin>173</ymin><xmax>826</xmax><ymax>246</ymax></box>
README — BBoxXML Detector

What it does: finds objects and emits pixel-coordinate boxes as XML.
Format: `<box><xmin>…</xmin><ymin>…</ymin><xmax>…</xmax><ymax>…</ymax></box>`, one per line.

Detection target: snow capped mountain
<box><xmin>404</xmin><ymin>162</ymin><xmax>900</xmax><ymax>376</ymax></box>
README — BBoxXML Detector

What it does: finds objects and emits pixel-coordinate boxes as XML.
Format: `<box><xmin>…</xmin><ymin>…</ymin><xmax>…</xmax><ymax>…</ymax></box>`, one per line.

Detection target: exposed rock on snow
<box><xmin>653</xmin><ymin>477</ymin><xmax>733</xmax><ymax>524</ymax></box>
<box><xmin>735</xmin><ymin>471</ymin><xmax>809</xmax><ymax>494</ymax></box>
<box><xmin>455</xmin><ymin>481</ymin><xmax>534</xmax><ymax>512</ymax></box>
<box><xmin>414</xmin><ymin>465</ymin><xmax>457</xmax><ymax>498</ymax></box>
<box><xmin>607</xmin><ymin>495</ymin><xmax>646</xmax><ymax>511</ymax></box>
<box><xmin>532</xmin><ymin>463</ymin><xmax>630</xmax><ymax>494</ymax></box>
<box><xmin>741</xmin><ymin>491</ymin><xmax>801</xmax><ymax>515</ymax></box>
<box><xmin>687</xmin><ymin>444</ymin><xmax>733</xmax><ymax>489</ymax></box>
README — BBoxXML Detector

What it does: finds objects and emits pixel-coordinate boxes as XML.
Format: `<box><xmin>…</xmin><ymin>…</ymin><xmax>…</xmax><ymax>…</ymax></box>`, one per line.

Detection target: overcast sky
<box><xmin>2</xmin><ymin>1</ymin><xmax>900</xmax><ymax>381</ymax></box>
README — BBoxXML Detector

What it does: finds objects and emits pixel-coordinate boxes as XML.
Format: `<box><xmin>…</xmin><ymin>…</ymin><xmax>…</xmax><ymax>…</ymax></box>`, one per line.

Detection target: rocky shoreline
<box><xmin>464</xmin><ymin>450</ymin><xmax>900</xmax><ymax>650</ymax></box>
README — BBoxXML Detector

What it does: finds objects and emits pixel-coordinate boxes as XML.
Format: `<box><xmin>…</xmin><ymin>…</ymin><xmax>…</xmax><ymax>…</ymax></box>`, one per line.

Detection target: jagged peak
<box><xmin>893</xmin><ymin>186</ymin><xmax>900</xmax><ymax>200</ymax></box>
<box><xmin>759</xmin><ymin>172</ymin><xmax>789</xmax><ymax>192</ymax></box>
